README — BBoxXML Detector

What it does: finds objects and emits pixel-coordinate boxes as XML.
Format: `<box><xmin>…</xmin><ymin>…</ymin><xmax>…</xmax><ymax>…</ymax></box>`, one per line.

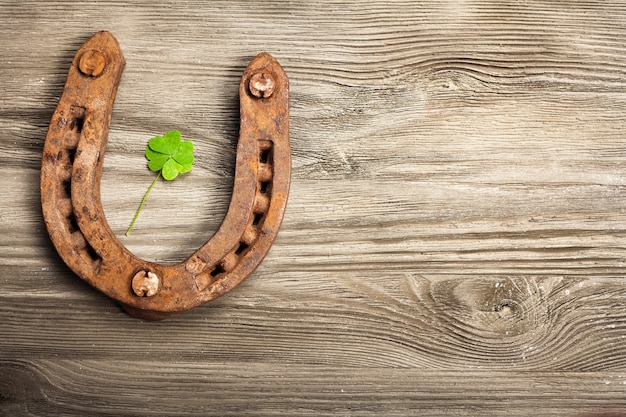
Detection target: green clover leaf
<box><xmin>126</xmin><ymin>130</ymin><xmax>195</xmax><ymax>236</ymax></box>
<box><xmin>146</xmin><ymin>130</ymin><xmax>195</xmax><ymax>180</ymax></box>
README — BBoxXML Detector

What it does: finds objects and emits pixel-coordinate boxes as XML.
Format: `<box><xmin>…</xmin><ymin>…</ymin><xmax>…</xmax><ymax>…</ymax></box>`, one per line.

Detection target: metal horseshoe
<box><xmin>41</xmin><ymin>31</ymin><xmax>290</xmax><ymax>320</ymax></box>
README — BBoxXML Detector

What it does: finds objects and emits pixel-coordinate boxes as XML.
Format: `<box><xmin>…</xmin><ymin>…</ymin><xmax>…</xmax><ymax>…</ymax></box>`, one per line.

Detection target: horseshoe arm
<box><xmin>41</xmin><ymin>32</ymin><xmax>290</xmax><ymax>320</ymax></box>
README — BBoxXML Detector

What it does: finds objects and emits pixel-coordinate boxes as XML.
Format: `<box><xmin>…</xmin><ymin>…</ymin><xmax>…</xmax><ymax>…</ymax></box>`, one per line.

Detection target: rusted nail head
<box><xmin>220</xmin><ymin>251</ymin><xmax>239</xmax><ymax>273</ymax></box>
<box><xmin>132</xmin><ymin>271</ymin><xmax>161</xmax><ymax>297</ymax></box>
<box><xmin>241</xmin><ymin>226</ymin><xmax>259</xmax><ymax>245</ymax></box>
<box><xmin>249</xmin><ymin>72</ymin><xmax>275</xmax><ymax>98</ymax></box>
<box><xmin>79</xmin><ymin>50</ymin><xmax>106</xmax><ymax>77</ymax></box>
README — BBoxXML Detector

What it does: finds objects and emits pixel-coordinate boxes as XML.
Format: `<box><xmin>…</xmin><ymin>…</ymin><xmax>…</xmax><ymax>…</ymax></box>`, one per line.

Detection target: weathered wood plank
<box><xmin>1</xmin><ymin>273</ymin><xmax>625</xmax><ymax>372</ymax></box>
<box><xmin>2</xmin><ymin>359</ymin><xmax>626</xmax><ymax>417</ymax></box>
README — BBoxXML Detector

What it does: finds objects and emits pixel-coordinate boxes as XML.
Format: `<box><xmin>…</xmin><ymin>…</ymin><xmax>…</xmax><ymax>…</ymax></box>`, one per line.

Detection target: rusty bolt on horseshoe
<box><xmin>79</xmin><ymin>50</ymin><xmax>106</xmax><ymax>77</ymax></box>
<box><xmin>249</xmin><ymin>72</ymin><xmax>275</xmax><ymax>98</ymax></box>
<box><xmin>41</xmin><ymin>31</ymin><xmax>290</xmax><ymax>320</ymax></box>
<box><xmin>132</xmin><ymin>271</ymin><xmax>161</xmax><ymax>297</ymax></box>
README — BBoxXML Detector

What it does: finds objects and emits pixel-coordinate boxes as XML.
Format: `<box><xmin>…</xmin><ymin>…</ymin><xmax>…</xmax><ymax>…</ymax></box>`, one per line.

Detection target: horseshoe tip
<box><xmin>74</xmin><ymin>30</ymin><xmax>126</xmax><ymax>72</ymax></box>
<box><xmin>248</xmin><ymin>52</ymin><xmax>285</xmax><ymax>72</ymax></box>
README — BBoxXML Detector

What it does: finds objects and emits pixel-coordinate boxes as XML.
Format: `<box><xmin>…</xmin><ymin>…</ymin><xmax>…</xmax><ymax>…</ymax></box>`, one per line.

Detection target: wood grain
<box><xmin>1</xmin><ymin>0</ymin><xmax>626</xmax><ymax>415</ymax></box>
<box><xmin>2</xmin><ymin>360</ymin><xmax>626</xmax><ymax>416</ymax></box>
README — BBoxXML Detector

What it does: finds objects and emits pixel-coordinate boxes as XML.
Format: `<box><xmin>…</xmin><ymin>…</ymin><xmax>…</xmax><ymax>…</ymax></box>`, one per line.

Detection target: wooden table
<box><xmin>1</xmin><ymin>1</ymin><xmax>625</xmax><ymax>415</ymax></box>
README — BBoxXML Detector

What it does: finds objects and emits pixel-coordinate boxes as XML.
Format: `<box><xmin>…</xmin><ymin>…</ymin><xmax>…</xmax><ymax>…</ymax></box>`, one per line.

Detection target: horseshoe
<box><xmin>40</xmin><ymin>31</ymin><xmax>290</xmax><ymax>320</ymax></box>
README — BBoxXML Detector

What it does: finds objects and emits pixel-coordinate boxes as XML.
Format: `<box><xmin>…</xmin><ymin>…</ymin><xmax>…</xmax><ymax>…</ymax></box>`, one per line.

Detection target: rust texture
<box><xmin>41</xmin><ymin>31</ymin><xmax>290</xmax><ymax>320</ymax></box>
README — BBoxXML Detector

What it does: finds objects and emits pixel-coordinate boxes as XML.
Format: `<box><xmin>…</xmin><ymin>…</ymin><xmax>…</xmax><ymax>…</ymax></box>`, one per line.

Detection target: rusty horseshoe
<box><xmin>41</xmin><ymin>31</ymin><xmax>290</xmax><ymax>320</ymax></box>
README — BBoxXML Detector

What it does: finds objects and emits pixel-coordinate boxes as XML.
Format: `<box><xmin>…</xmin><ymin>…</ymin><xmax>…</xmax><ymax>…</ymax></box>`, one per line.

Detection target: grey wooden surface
<box><xmin>2</xmin><ymin>1</ymin><xmax>626</xmax><ymax>416</ymax></box>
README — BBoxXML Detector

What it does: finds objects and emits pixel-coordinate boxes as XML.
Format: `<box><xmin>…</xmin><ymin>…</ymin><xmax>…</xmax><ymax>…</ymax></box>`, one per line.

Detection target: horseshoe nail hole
<box><xmin>67</xmin><ymin>215</ymin><xmax>79</xmax><ymax>234</ymax></box>
<box><xmin>252</xmin><ymin>213</ymin><xmax>263</xmax><ymax>226</ymax></box>
<box><xmin>85</xmin><ymin>244</ymin><xmax>101</xmax><ymax>263</ymax></box>
<box><xmin>76</xmin><ymin>117</ymin><xmax>84</xmax><ymax>133</ymax></box>
<box><xmin>62</xmin><ymin>178</ymin><xmax>72</xmax><ymax>197</ymax></box>
<box><xmin>260</xmin><ymin>147</ymin><xmax>272</xmax><ymax>164</ymax></box>
<box><xmin>79</xmin><ymin>242</ymin><xmax>102</xmax><ymax>271</ymax></box>
<box><xmin>69</xmin><ymin>106</ymin><xmax>86</xmax><ymax>133</ymax></box>
<box><xmin>69</xmin><ymin>117</ymin><xmax>84</xmax><ymax>133</ymax></box>
<box><xmin>210</xmin><ymin>264</ymin><xmax>225</xmax><ymax>277</ymax></box>
<box><xmin>66</xmin><ymin>147</ymin><xmax>77</xmax><ymax>165</ymax></box>
<box><xmin>235</xmin><ymin>242</ymin><xmax>249</xmax><ymax>255</ymax></box>
<box><xmin>259</xmin><ymin>181</ymin><xmax>270</xmax><ymax>194</ymax></box>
